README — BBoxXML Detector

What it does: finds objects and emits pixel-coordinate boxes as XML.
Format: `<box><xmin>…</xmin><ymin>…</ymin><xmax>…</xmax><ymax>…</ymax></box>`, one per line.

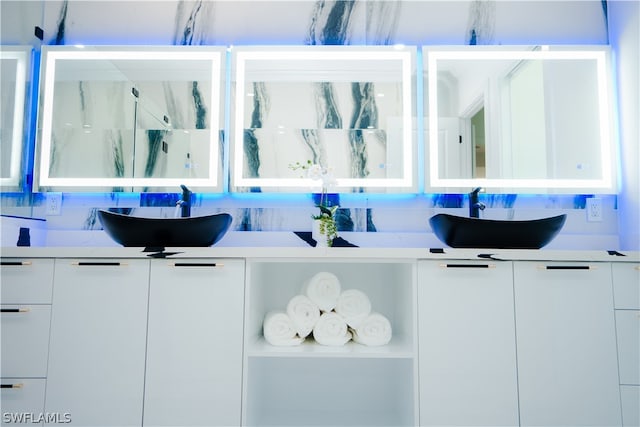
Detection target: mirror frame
<box><xmin>1</xmin><ymin>46</ymin><xmax>30</xmax><ymax>189</ymax></box>
<box><xmin>230</xmin><ymin>45</ymin><xmax>417</xmax><ymax>191</ymax></box>
<box><xmin>424</xmin><ymin>45</ymin><xmax>616</xmax><ymax>193</ymax></box>
<box><xmin>34</xmin><ymin>45</ymin><xmax>226</xmax><ymax>191</ymax></box>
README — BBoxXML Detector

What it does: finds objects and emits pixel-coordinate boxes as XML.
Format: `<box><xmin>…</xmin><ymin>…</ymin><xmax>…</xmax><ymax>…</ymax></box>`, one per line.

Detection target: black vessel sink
<box><xmin>98</xmin><ymin>210</ymin><xmax>232</xmax><ymax>248</ymax></box>
<box><xmin>429</xmin><ymin>213</ymin><xmax>567</xmax><ymax>249</ymax></box>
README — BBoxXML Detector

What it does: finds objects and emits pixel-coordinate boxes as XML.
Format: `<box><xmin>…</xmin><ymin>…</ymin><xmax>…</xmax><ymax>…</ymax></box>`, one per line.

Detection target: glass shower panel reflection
<box><xmin>47</xmin><ymin>68</ymin><xmax>213</xmax><ymax>182</ymax></box>
<box><xmin>133</xmin><ymin>80</ymin><xmax>213</xmax><ymax>181</ymax></box>
<box><xmin>48</xmin><ymin>80</ymin><xmax>136</xmax><ymax>179</ymax></box>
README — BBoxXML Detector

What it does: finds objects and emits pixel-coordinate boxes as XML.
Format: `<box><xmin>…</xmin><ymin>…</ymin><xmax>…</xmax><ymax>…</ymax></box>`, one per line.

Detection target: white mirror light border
<box><xmin>424</xmin><ymin>45</ymin><xmax>616</xmax><ymax>193</ymax></box>
<box><xmin>231</xmin><ymin>45</ymin><xmax>416</xmax><ymax>190</ymax></box>
<box><xmin>0</xmin><ymin>46</ymin><xmax>30</xmax><ymax>188</ymax></box>
<box><xmin>36</xmin><ymin>45</ymin><xmax>225</xmax><ymax>190</ymax></box>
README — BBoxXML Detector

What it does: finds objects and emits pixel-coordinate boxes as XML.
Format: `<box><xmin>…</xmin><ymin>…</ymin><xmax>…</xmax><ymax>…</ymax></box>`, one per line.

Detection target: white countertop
<box><xmin>1</xmin><ymin>245</ymin><xmax>638</xmax><ymax>262</ymax></box>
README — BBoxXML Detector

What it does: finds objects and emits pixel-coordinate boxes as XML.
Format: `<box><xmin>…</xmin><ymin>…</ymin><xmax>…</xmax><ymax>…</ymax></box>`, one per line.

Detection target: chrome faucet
<box><xmin>469</xmin><ymin>187</ymin><xmax>486</xmax><ymax>218</ymax></box>
<box><xmin>177</xmin><ymin>184</ymin><xmax>192</xmax><ymax>218</ymax></box>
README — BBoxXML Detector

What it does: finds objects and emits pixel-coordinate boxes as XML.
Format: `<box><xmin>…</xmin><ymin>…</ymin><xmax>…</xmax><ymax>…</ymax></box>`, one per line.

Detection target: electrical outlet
<box><xmin>45</xmin><ymin>192</ymin><xmax>62</xmax><ymax>216</ymax></box>
<box><xmin>586</xmin><ymin>198</ymin><xmax>603</xmax><ymax>222</ymax></box>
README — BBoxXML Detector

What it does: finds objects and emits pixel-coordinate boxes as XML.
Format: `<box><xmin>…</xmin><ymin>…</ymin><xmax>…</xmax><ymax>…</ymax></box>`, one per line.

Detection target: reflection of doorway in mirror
<box><xmin>506</xmin><ymin>59</ymin><xmax>547</xmax><ymax>179</ymax></box>
<box><xmin>429</xmin><ymin>118</ymin><xmax>466</xmax><ymax>179</ymax></box>
<box><xmin>471</xmin><ymin>107</ymin><xmax>486</xmax><ymax>178</ymax></box>
<box><xmin>459</xmin><ymin>95</ymin><xmax>484</xmax><ymax>180</ymax></box>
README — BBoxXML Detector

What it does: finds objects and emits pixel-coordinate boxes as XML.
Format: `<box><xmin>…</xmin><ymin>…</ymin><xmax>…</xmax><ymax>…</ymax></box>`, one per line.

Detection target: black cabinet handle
<box><xmin>169</xmin><ymin>262</ymin><xmax>224</xmax><ymax>268</ymax></box>
<box><xmin>439</xmin><ymin>263</ymin><xmax>495</xmax><ymax>269</ymax></box>
<box><xmin>71</xmin><ymin>262</ymin><xmax>127</xmax><ymax>266</ymax></box>
<box><xmin>540</xmin><ymin>265</ymin><xmax>595</xmax><ymax>270</ymax></box>
<box><xmin>0</xmin><ymin>261</ymin><xmax>32</xmax><ymax>266</ymax></box>
<box><xmin>1</xmin><ymin>383</ymin><xmax>23</xmax><ymax>389</ymax></box>
<box><xmin>0</xmin><ymin>308</ymin><xmax>30</xmax><ymax>313</ymax></box>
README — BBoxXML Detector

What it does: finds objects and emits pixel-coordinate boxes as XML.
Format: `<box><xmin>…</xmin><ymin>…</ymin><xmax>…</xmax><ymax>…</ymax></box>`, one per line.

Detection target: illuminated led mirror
<box><xmin>231</xmin><ymin>45</ymin><xmax>416</xmax><ymax>192</ymax></box>
<box><xmin>35</xmin><ymin>45</ymin><xmax>225</xmax><ymax>192</ymax></box>
<box><xmin>1</xmin><ymin>46</ymin><xmax>30</xmax><ymax>189</ymax></box>
<box><xmin>424</xmin><ymin>46</ymin><xmax>616</xmax><ymax>193</ymax></box>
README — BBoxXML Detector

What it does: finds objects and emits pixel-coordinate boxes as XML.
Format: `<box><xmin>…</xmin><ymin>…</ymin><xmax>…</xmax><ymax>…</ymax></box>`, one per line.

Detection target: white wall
<box><xmin>609</xmin><ymin>0</ymin><xmax>640</xmax><ymax>250</ymax></box>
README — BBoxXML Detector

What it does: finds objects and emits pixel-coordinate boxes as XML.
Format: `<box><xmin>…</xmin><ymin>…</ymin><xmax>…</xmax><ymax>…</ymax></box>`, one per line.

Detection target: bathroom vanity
<box><xmin>1</xmin><ymin>247</ymin><xmax>638</xmax><ymax>426</ymax></box>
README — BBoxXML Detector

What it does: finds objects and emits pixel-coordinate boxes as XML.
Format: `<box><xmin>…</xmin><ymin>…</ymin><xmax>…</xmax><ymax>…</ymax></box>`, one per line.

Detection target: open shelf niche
<box><xmin>242</xmin><ymin>259</ymin><xmax>418</xmax><ymax>426</ymax></box>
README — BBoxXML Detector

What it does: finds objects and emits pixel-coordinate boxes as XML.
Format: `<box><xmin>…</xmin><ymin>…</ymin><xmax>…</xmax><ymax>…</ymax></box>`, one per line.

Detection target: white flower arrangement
<box><xmin>289</xmin><ymin>160</ymin><xmax>339</xmax><ymax>246</ymax></box>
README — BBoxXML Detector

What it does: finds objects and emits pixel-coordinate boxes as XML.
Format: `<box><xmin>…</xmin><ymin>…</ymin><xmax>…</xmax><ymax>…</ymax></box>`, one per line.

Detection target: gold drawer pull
<box><xmin>1</xmin><ymin>383</ymin><xmax>23</xmax><ymax>389</ymax></box>
<box><xmin>0</xmin><ymin>307</ymin><xmax>30</xmax><ymax>313</ymax></box>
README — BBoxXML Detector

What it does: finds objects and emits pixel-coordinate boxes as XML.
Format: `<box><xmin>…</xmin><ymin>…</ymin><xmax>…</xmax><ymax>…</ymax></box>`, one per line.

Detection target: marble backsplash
<box><xmin>0</xmin><ymin>192</ymin><xmax>620</xmax><ymax>250</ymax></box>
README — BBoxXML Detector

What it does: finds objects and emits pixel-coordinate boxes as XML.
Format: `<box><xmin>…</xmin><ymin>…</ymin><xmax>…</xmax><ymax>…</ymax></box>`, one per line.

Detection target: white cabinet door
<box><xmin>612</xmin><ymin>263</ymin><xmax>640</xmax><ymax>310</ymax></box>
<box><xmin>417</xmin><ymin>260</ymin><xmax>519</xmax><ymax>426</ymax></box>
<box><xmin>143</xmin><ymin>259</ymin><xmax>245</xmax><ymax>427</ymax></box>
<box><xmin>45</xmin><ymin>259</ymin><xmax>150</xmax><ymax>426</ymax></box>
<box><xmin>514</xmin><ymin>261</ymin><xmax>621</xmax><ymax>427</ymax></box>
<box><xmin>616</xmin><ymin>310</ymin><xmax>640</xmax><ymax>386</ymax></box>
<box><xmin>621</xmin><ymin>386</ymin><xmax>640</xmax><ymax>427</ymax></box>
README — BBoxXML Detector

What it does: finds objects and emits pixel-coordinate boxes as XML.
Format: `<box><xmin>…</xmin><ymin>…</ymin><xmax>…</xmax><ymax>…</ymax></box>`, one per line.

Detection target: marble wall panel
<box><xmin>0</xmin><ymin>0</ymin><xmax>618</xmax><ymax>248</ymax></box>
<box><xmin>240</xmin><ymin>80</ymin><xmax>403</xmax><ymax>182</ymax></box>
<box><xmin>36</xmin><ymin>1</ymin><xmax>608</xmax><ymax>48</ymax></box>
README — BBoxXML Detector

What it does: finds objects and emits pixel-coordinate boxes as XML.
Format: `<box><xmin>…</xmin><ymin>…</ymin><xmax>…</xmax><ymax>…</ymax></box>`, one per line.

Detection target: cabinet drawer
<box><xmin>621</xmin><ymin>386</ymin><xmax>640</xmax><ymax>427</ymax></box>
<box><xmin>0</xmin><ymin>379</ymin><xmax>46</xmax><ymax>424</ymax></box>
<box><xmin>0</xmin><ymin>259</ymin><xmax>54</xmax><ymax>304</ymax></box>
<box><xmin>616</xmin><ymin>310</ymin><xmax>640</xmax><ymax>385</ymax></box>
<box><xmin>613</xmin><ymin>263</ymin><xmax>640</xmax><ymax>309</ymax></box>
<box><xmin>1</xmin><ymin>305</ymin><xmax>51</xmax><ymax>377</ymax></box>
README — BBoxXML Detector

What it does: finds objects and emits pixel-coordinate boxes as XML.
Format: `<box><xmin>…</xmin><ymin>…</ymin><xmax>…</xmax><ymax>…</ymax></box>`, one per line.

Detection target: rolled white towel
<box><xmin>304</xmin><ymin>272</ymin><xmax>341</xmax><ymax>312</ymax></box>
<box><xmin>335</xmin><ymin>289</ymin><xmax>372</xmax><ymax>329</ymax></box>
<box><xmin>286</xmin><ymin>294</ymin><xmax>320</xmax><ymax>338</ymax></box>
<box><xmin>313</xmin><ymin>311</ymin><xmax>352</xmax><ymax>346</ymax></box>
<box><xmin>263</xmin><ymin>311</ymin><xmax>304</xmax><ymax>346</ymax></box>
<box><xmin>352</xmin><ymin>312</ymin><xmax>392</xmax><ymax>346</ymax></box>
